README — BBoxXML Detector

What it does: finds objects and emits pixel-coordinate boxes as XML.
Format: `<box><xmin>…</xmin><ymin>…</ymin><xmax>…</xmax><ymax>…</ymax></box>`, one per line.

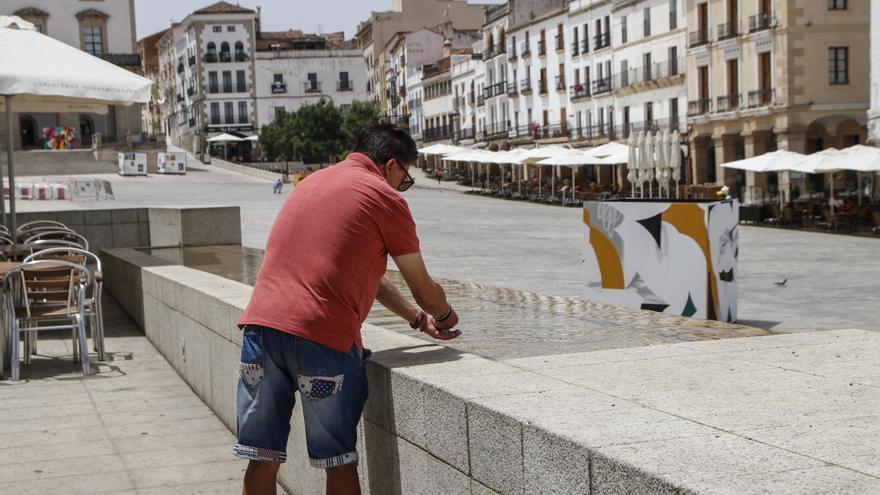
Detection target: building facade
<box><xmin>356</xmin><ymin>0</ymin><xmax>490</xmax><ymax>114</ymax></box>
<box><xmin>481</xmin><ymin>4</ymin><xmax>510</xmax><ymax>149</ymax></box>
<box><xmin>1</xmin><ymin>0</ymin><xmax>142</xmax><ymax>149</ymax></box>
<box><xmin>869</xmin><ymin>0</ymin><xmax>880</xmax><ymax>144</ymax></box>
<box><xmin>156</xmin><ymin>2</ymin><xmax>259</xmax><ymax>157</ymax></box>
<box><xmin>254</xmin><ymin>41</ymin><xmax>367</xmax><ymax>130</ymax></box>
<box><xmin>686</xmin><ymin>0</ymin><xmax>870</xmax><ymax>203</ymax></box>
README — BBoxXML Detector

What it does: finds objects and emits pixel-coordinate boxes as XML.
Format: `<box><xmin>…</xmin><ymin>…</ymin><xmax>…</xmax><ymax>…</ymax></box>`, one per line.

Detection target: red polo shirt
<box><xmin>238</xmin><ymin>153</ymin><xmax>421</xmax><ymax>352</ymax></box>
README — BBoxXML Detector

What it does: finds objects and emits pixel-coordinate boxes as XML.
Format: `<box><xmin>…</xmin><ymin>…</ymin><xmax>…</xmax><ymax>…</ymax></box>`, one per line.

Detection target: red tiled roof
<box><xmin>193</xmin><ymin>1</ymin><xmax>256</xmax><ymax>15</ymax></box>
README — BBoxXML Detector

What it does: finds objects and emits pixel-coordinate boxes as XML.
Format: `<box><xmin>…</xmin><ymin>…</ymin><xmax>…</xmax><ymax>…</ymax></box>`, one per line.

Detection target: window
<box><xmin>670</xmin><ymin>0</ymin><xmax>678</xmax><ymax>29</ymax></box>
<box><xmin>84</xmin><ymin>26</ymin><xmax>103</xmax><ymax>55</ymax></box>
<box><xmin>224</xmin><ymin>102</ymin><xmax>234</xmax><ymax>124</ymax></box>
<box><xmin>828</xmin><ymin>0</ymin><xmax>846</xmax><ymax>10</ymax></box>
<box><xmin>208</xmin><ymin>72</ymin><xmax>218</xmax><ymax>93</ymax></box>
<box><xmin>238</xmin><ymin>102</ymin><xmax>248</xmax><ymax>123</ymax></box>
<box><xmin>274</xmin><ymin>74</ymin><xmax>283</xmax><ymax>83</ymax></box>
<box><xmin>274</xmin><ymin>107</ymin><xmax>285</xmax><ymax>120</ymax></box>
<box><xmin>236</xmin><ymin>70</ymin><xmax>246</xmax><ymax>92</ymax></box>
<box><xmin>643</xmin><ymin>8</ymin><xmax>651</xmax><ymax>37</ymax></box>
<box><xmin>222</xmin><ymin>71</ymin><xmax>232</xmax><ymax>92</ymax></box>
<box><xmin>670</xmin><ymin>98</ymin><xmax>679</xmax><ymax>127</ymax></box>
<box><xmin>227</xmin><ymin>25</ymin><xmax>236</xmax><ymax>32</ymax></box>
<box><xmin>572</xmin><ymin>27</ymin><xmax>579</xmax><ymax>55</ymax></box>
<box><xmin>828</xmin><ymin>47</ymin><xmax>848</xmax><ymax>84</ymax></box>
<box><xmin>644</xmin><ymin>52</ymin><xmax>652</xmax><ymax>80</ymax></box>
<box><xmin>307</xmin><ymin>73</ymin><xmax>318</xmax><ymax>91</ymax></box>
<box><xmin>220</xmin><ymin>42</ymin><xmax>231</xmax><ymax>62</ymax></box>
<box><xmin>621</xmin><ymin>16</ymin><xmax>628</xmax><ymax>44</ymax></box>
<box><xmin>645</xmin><ymin>102</ymin><xmax>653</xmax><ymax>125</ymax></box>
<box><xmin>669</xmin><ymin>46</ymin><xmax>679</xmax><ymax>75</ymax></box>
<box><xmin>210</xmin><ymin>103</ymin><xmax>220</xmax><ymax>125</ymax></box>
<box><xmin>213</xmin><ymin>26</ymin><xmax>222</xmax><ymax>33</ymax></box>
<box><xmin>583</xmin><ymin>24</ymin><xmax>589</xmax><ymax>52</ymax></box>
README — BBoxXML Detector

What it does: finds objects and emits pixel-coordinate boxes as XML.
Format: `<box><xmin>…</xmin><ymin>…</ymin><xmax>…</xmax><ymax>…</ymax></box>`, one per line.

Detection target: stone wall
<box><xmin>101</xmin><ymin>250</ymin><xmax>682</xmax><ymax>495</ymax></box>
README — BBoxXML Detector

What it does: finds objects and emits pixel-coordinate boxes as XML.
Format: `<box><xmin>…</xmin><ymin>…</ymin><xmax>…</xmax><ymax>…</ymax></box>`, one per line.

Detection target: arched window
<box><xmin>220</xmin><ymin>42</ymin><xmax>230</xmax><ymax>62</ymax></box>
<box><xmin>207</xmin><ymin>42</ymin><xmax>216</xmax><ymax>55</ymax></box>
<box><xmin>234</xmin><ymin>41</ymin><xmax>244</xmax><ymax>54</ymax></box>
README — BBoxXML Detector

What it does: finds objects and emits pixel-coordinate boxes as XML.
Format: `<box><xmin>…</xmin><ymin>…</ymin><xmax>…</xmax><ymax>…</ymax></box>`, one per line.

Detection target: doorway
<box><xmin>19</xmin><ymin>115</ymin><xmax>37</xmax><ymax>148</ymax></box>
<box><xmin>79</xmin><ymin>115</ymin><xmax>94</xmax><ymax>147</ymax></box>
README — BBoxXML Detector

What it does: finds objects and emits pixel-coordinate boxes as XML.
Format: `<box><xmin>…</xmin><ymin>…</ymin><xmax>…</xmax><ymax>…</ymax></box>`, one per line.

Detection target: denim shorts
<box><xmin>233</xmin><ymin>325</ymin><xmax>370</xmax><ymax>468</ymax></box>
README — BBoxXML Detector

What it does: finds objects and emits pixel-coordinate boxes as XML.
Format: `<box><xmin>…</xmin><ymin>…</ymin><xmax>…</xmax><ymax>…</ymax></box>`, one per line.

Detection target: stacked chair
<box><xmin>2</xmin><ymin>220</ymin><xmax>105</xmax><ymax>380</ymax></box>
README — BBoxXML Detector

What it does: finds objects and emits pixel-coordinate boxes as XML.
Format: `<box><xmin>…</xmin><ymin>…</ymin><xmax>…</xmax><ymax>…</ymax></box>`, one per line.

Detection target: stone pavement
<box><xmin>0</xmin><ymin>296</ymin><xmax>284</xmax><ymax>495</ymax></box>
<box><xmin>15</xmin><ymin>160</ymin><xmax>880</xmax><ymax>333</ymax></box>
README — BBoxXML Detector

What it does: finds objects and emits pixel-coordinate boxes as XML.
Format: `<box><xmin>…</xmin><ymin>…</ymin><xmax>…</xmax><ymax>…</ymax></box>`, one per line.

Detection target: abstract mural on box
<box><xmin>583</xmin><ymin>200</ymin><xmax>739</xmax><ymax>322</ymax></box>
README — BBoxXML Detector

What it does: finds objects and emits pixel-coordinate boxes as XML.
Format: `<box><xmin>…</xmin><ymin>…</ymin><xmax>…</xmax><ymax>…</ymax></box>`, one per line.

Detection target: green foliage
<box><xmin>258</xmin><ymin>99</ymin><xmax>380</xmax><ymax>164</ymax></box>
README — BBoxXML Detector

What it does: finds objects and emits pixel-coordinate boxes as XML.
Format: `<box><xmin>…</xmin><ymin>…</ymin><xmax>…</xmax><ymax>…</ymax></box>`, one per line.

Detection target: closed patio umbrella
<box><xmin>671</xmin><ymin>131</ymin><xmax>682</xmax><ymax>198</ymax></box>
<box><xmin>0</xmin><ymin>16</ymin><xmax>152</xmax><ymax>232</ymax></box>
<box><xmin>626</xmin><ymin>132</ymin><xmax>637</xmax><ymax>198</ymax></box>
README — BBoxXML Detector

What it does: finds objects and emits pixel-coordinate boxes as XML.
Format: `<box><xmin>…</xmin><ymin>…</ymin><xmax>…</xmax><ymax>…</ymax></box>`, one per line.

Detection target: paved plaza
<box><xmin>19</xmin><ymin>160</ymin><xmax>880</xmax><ymax>333</ymax></box>
<box><xmin>0</xmin><ymin>297</ymin><xmax>286</xmax><ymax>494</ymax></box>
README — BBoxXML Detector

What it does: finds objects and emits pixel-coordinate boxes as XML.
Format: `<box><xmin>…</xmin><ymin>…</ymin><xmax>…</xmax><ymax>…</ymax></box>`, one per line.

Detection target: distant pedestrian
<box><xmin>435</xmin><ymin>167</ymin><xmax>443</xmax><ymax>185</ymax></box>
<box><xmin>272</xmin><ymin>177</ymin><xmax>283</xmax><ymax>194</ymax></box>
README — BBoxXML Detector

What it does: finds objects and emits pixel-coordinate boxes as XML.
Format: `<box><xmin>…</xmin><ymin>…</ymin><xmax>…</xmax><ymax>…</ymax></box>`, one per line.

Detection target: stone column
<box><xmin>714</xmin><ymin>134</ymin><xmax>739</xmax><ymax>188</ymax></box>
<box><xmin>742</xmin><ymin>131</ymin><xmax>772</xmax><ymax>204</ymax></box>
<box><xmin>777</xmin><ymin>131</ymin><xmax>807</xmax><ymax>204</ymax></box>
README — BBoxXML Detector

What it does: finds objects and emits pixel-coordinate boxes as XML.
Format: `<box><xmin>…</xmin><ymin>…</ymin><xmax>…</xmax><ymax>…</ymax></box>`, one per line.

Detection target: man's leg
<box><xmin>326</xmin><ymin>465</ymin><xmax>361</xmax><ymax>495</ymax></box>
<box><xmin>243</xmin><ymin>460</ymin><xmax>280</xmax><ymax>495</ymax></box>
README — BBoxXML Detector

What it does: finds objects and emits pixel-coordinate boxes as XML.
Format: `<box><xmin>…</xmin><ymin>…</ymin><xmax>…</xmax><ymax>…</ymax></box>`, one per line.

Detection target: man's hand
<box><xmin>412</xmin><ymin>311</ymin><xmax>461</xmax><ymax>340</ymax></box>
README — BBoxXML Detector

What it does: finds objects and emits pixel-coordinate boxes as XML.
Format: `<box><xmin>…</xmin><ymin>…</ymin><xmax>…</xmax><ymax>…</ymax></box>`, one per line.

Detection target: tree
<box><xmin>341</xmin><ymin>100</ymin><xmax>380</xmax><ymax>145</ymax></box>
<box><xmin>258</xmin><ymin>99</ymin><xmax>381</xmax><ymax>164</ymax></box>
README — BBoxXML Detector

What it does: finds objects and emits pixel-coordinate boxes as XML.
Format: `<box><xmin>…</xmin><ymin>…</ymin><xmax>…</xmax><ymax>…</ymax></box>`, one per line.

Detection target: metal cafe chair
<box><xmin>23</xmin><ymin>230</ymin><xmax>89</xmax><ymax>252</ymax></box>
<box><xmin>3</xmin><ymin>260</ymin><xmax>92</xmax><ymax>381</ymax></box>
<box><xmin>15</xmin><ymin>221</ymin><xmax>72</xmax><ymax>241</ymax></box>
<box><xmin>24</xmin><ymin>248</ymin><xmax>105</xmax><ymax>361</ymax></box>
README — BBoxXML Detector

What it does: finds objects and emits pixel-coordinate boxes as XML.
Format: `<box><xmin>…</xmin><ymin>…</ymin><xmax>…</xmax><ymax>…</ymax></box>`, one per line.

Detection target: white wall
<box><xmin>1</xmin><ymin>0</ymin><xmax>135</xmax><ymax>52</ymax></box>
<box><xmin>870</xmin><ymin>0</ymin><xmax>880</xmax><ymax>143</ymax></box>
<box><xmin>254</xmin><ymin>50</ymin><xmax>368</xmax><ymax>129</ymax></box>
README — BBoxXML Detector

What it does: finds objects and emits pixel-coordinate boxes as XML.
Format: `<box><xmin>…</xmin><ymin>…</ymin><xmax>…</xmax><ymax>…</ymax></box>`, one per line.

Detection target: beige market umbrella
<box><xmin>0</xmin><ymin>16</ymin><xmax>152</xmax><ymax>232</ymax></box>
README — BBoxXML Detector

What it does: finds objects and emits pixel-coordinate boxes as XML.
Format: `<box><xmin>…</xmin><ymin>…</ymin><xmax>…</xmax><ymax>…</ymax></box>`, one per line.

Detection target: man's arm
<box><xmin>375</xmin><ymin>276</ymin><xmax>420</xmax><ymax>323</ymax></box>
<box><xmin>391</xmin><ymin>252</ymin><xmax>459</xmax><ymax>331</ymax></box>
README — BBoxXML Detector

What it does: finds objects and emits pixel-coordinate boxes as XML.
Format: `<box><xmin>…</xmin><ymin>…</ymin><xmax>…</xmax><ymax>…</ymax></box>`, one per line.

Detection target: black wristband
<box><xmin>435</xmin><ymin>305</ymin><xmax>453</xmax><ymax>323</ymax></box>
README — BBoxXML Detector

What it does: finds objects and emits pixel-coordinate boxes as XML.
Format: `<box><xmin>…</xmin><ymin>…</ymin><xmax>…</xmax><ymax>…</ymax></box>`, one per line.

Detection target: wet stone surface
<box><xmin>146</xmin><ymin>246</ymin><xmax>771</xmax><ymax>360</ymax></box>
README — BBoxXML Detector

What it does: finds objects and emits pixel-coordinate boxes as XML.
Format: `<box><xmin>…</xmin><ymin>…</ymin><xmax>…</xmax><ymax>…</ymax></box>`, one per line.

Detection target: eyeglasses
<box><xmin>397</xmin><ymin>162</ymin><xmax>415</xmax><ymax>192</ymax></box>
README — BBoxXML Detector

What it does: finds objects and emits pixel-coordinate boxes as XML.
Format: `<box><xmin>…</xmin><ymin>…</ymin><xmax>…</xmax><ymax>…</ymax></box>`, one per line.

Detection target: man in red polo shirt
<box><xmin>235</xmin><ymin>124</ymin><xmax>460</xmax><ymax>495</ymax></box>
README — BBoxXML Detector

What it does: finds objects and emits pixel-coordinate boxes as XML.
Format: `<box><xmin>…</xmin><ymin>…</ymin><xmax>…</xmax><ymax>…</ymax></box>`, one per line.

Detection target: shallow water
<box><xmin>143</xmin><ymin>245</ymin><xmax>771</xmax><ymax>360</ymax></box>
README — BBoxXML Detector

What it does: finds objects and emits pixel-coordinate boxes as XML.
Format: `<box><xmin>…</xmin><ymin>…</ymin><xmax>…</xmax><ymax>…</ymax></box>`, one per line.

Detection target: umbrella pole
<box><xmin>4</xmin><ymin>95</ymin><xmax>15</xmax><ymax>233</ymax></box>
<box><xmin>830</xmin><ymin>173</ymin><xmax>835</xmax><ymax>215</ymax></box>
<box><xmin>538</xmin><ymin>166</ymin><xmax>542</xmax><ymax>199</ymax></box>
<box><xmin>551</xmin><ymin>166</ymin><xmax>556</xmax><ymax>199</ymax></box>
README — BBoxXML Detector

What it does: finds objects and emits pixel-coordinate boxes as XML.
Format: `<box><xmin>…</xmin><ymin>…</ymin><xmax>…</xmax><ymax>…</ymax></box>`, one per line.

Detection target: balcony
<box><xmin>616</xmin><ymin>58</ymin><xmax>685</xmax><ymax>89</ymax></box>
<box><xmin>555</xmin><ymin>35</ymin><xmax>565</xmax><ymax>52</ymax></box>
<box><xmin>520</xmin><ymin>78</ymin><xmax>532</xmax><ymax>95</ymax></box>
<box><xmin>532</xmin><ymin>123</ymin><xmax>570</xmax><ymax>140</ymax></box>
<box><xmin>581</xmin><ymin>39</ymin><xmax>590</xmax><ymax>54</ymax></box>
<box><xmin>101</xmin><ymin>53</ymin><xmax>141</xmax><ymax>67</ymax></box>
<box><xmin>593</xmin><ymin>32</ymin><xmax>611</xmax><ymax>50</ymax></box>
<box><xmin>689</xmin><ymin>29</ymin><xmax>710</xmax><ymax>48</ymax></box>
<box><xmin>592</xmin><ymin>77</ymin><xmax>612</xmax><ymax>95</ymax></box>
<box><xmin>521</xmin><ymin>44</ymin><xmax>531</xmax><ymax>58</ymax></box>
<box><xmin>555</xmin><ymin>76</ymin><xmax>566</xmax><ymax>91</ymax></box>
<box><xmin>748</xmin><ymin>88</ymin><xmax>775</xmax><ymax>108</ymax></box>
<box><xmin>538</xmin><ymin>80</ymin><xmax>548</xmax><ymax>95</ymax></box>
<box><xmin>219</xmin><ymin>52</ymin><xmax>232</xmax><ymax>63</ymax></box>
<box><xmin>423</xmin><ymin>126</ymin><xmax>454</xmax><ymax>141</ymax></box>
<box><xmin>749</xmin><ymin>13</ymin><xmax>776</xmax><ymax>33</ymax></box>
<box><xmin>507</xmin><ymin>82</ymin><xmax>518</xmax><ymax>96</ymax></box>
<box><xmin>716</xmin><ymin>94</ymin><xmax>741</xmax><ymax>112</ymax></box>
<box><xmin>538</xmin><ymin>39</ymin><xmax>546</xmax><ymax>56</ymax></box>
<box><xmin>235</xmin><ymin>52</ymin><xmax>249</xmax><ymax>62</ymax></box>
<box><xmin>222</xmin><ymin>84</ymin><xmax>233</xmax><ymax>93</ymax></box>
<box><xmin>508</xmin><ymin>45</ymin><xmax>518</xmax><ymax>61</ymax></box>
<box><xmin>455</xmin><ymin>128</ymin><xmax>475</xmax><ymax>142</ymax></box>
<box><xmin>452</xmin><ymin>96</ymin><xmax>465</xmax><ymax>111</ymax></box>
<box><xmin>204</xmin><ymin>53</ymin><xmax>217</xmax><ymax>63</ymax></box>
<box><xmin>482</xmin><ymin>122</ymin><xmax>510</xmax><ymax>140</ymax></box>
<box><xmin>484</xmin><ymin>82</ymin><xmax>506</xmax><ymax>99</ymax></box>
<box><xmin>188</xmin><ymin>55</ymin><xmax>196</xmax><ymax>66</ymax></box>
<box><xmin>477</xmin><ymin>95</ymin><xmax>485</xmax><ymax>107</ymax></box>
<box><xmin>305</xmin><ymin>82</ymin><xmax>321</xmax><ymax>93</ymax></box>
<box><xmin>687</xmin><ymin>99</ymin><xmax>712</xmax><ymax>116</ymax></box>
<box><xmin>271</xmin><ymin>81</ymin><xmax>287</xmax><ymax>94</ymax></box>
<box><xmin>569</xmin><ymin>84</ymin><xmax>591</xmax><ymax>101</ymax></box>
<box><xmin>571</xmin><ymin>40</ymin><xmax>580</xmax><ymax>56</ymax></box>
<box><xmin>717</xmin><ymin>21</ymin><xmax>741</xmax><ymax>41</ymax></box>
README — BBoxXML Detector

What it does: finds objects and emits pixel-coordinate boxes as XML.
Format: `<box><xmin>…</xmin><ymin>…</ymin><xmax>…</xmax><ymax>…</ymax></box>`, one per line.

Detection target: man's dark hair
<box><xmin>353</xmin><ymin>124</ymin><xmax>418</xmax><ymax>166</ymax></box>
